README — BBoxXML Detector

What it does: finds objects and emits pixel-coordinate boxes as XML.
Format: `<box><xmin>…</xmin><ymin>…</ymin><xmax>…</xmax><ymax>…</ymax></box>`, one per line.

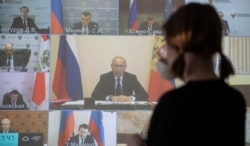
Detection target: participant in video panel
<box><xmin>0</xmin><ymin>111</ymin><xmax>48</xmax><ymax>146</ymax></box>
<box><xmin>0</xmin><ymin>72</ymin><xmax>49</xmax><ymax>110</ymax></box>
<box><xmin>66</xmin><ymin>123</ymin><xmax>98</xmax><ymax>146</ymax></box>
<box><xmin>60</xmin><ymin>0</ymin><xmax>119</xmax><ymax>35</ymax></box>
<box><xmin>91</xmin><ymin>56</ymin><xmax>148</xmax><ymax>102</ymax></box>
<box><xmin>10</xmin><ymin>6</ymin><xmax>40</xmax><ymax>34</ymax></box>
<box><xmin>0</xmin><ymin>118</ymin><xmax>16</xmax><ymax>133</ymax></box>
<box><xmin>0</xmin><ymin>90</ymin><xmax>28</xmax><ymax>110</ymax></box>
<box><xmin>0</xmin><ymin>34</ymin><xmax>50</xmax><ymax>72</ymax></box>
<box><xmin>138</xmin><ymin>17</ymin><xmax>161</xmax><ymax>35</ymax></box>
<box><xmin>218</xmin><ymin>11</ymin><xmax>230</xmax><ymax>36</ymax></box>
<box><xmin>119</xmin><ymin>0</ymin><xmax>165</xmax><ymax>35</ymax></box>
<box><xmin>49</xmin><ymin>110</ymin><xmax>116</xmax><ymax>146</ymax></box>
<box><xmin>69</xmin><ymin>11</ymin><xmax>102</xmax><ymax>35</ymax></box>
<box><xmin>0</xmin><ymin>43</ymin><xmax>27</xmax><ymax>72</ymax></box>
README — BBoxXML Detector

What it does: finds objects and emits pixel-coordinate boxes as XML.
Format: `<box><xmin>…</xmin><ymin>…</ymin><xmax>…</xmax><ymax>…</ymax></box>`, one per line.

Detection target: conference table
<box><xmin>58</xmin><ymin>99</ymin><xmax>157</xmax><ymax>110</ymax></box>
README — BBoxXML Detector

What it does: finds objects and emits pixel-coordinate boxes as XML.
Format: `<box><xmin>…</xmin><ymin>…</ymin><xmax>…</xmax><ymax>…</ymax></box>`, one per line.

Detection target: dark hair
<box><xmin>162</xmin><ymin>3</ymin><xmax>234</xmax><ymax>79</ymax></box>
<box><xmin>81</xmin><ymin>11</ymin><xmax>91</xmax><ymax>17</ymax></box>
<box><xmin>79</xmin><ymin>123</ymin><xmax>89</xmax><ymax>131</ymax></box>
<box><xmin>10</xmin><ymin>90</ymin><xmax>19</xmax><ymax>95</ymax></box>
<box><xmin>20</xmin><ymin>6</ymin><xmax>29</xmax><ymax>12</ymax></box>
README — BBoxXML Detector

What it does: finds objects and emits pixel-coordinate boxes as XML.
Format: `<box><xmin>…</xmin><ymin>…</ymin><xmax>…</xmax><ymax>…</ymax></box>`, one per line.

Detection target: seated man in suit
<box><xmin>92</xmin><ymin>56</ymin><xmax>149</xmax><ymax>102</ymax></box>
<box><xmin>66</xmin><ymin>124</ymin><xmax>97</xmax><ymax>146</ymax></box>
<box><xmin>138</xmin><ymin>17</ymin><xmax>162</xmax><ymax>35</ymax></box>
<box><xmin>10</xmin><ymin>6</ymin><xmax>40</xmax><ymax>34</ymax></box>
<box><xmin>1</xmin><ymin>90</ymin><xmax>28</xmax><ymax>110</ymax></box>
<box><xmin>0</xmin><ymin>43</ymin><xmax>26</xmax><ymax>72</ymax></box>
<box><xmin>0</xmin><ymin>118</ymin><xmax>16</xmax><ymax>133</ymax></box>
<box><xmin>69</xmin><ymin>11</ymin><xmax>102</xmax><ymax>35</ymax></box>
<box><xmin>218</xmin><ymin>11</ymin><xmax>230</xmax><ymax>36</ymax></box>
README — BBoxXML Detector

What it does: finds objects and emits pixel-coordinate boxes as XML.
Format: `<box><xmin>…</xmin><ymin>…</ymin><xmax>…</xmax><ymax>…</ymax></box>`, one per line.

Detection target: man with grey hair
<box><xmin>0</xmin><ymin>43</ymin><xmax>26</xmax><ymax>72</ymax></box>
<box><xmin>92</xmin><ymin>56</ymin><xmax>148</xmax><ymax>102</ymax></box>
<box><xmin>0</xmin><ymin>118</ymin><xmax>15</xmax><ymax>133</ymax></box>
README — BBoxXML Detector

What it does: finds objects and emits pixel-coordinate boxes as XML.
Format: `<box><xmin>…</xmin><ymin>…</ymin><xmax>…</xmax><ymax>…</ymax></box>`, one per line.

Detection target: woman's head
<box><xmin>162</xmin><ymin>3</ymin><xmax>234</xmax><ymax>79</ymax></box>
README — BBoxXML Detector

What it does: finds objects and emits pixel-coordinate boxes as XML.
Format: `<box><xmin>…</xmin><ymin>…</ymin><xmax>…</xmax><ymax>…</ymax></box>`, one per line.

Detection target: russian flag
<box><xmin>32</xmin><ymin>72</ymin><xmax>46</xmax><ymax>105</ymax></box>
<box><xmin>128</xmin><ymin>0</ymin><xmax>138</xmax><ymax>30</ymax></box>
<box><xmin>52</xmin><ymin>35</ymin><xmax>83</xmax><ymax>100</ymax></box>
<box><xmin>58</xmin><ymin>111</ymin><xmax>75</xmax><ymax>146</ymax></box>
<box><xmin>89</xmin><ymin>110</ymin><xmax>105</xmax><ymax>146</ymax></box>
<box><xmin>51</xmin><ymin>0</ymin><xmax>64</xmax><ymax>34</ymax></box>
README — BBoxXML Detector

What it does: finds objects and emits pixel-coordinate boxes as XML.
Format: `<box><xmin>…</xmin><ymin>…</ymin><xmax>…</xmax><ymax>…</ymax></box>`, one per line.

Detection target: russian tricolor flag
<box><xmin>51</xmin><ymin>0</ymin><xmax>64</xmax><ymax>34</ymax></box>
<box><xmin>128</xmin><ymin>0</ymin><xmax>138</xmax><ymax>30</ymax></box>
<box><xmin>52</xmin><ymin>35</ymin><xmax>83</xmax><ymax>100</ymax></box>
<box><xmin>58</xmin><ymin>111</ymin><xmax>75</xmax><ymax>146</ymax></box>
<box><xmin>89</xmin><ymin>110</ymin><xmax>105</xmax><ymax>146</ymax></box>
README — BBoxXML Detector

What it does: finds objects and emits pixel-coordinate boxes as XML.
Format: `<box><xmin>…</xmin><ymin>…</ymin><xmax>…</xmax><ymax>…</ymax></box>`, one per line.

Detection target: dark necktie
<box><xmin>7</xmin><ymin>57</ymin><xmax>11</xmax><ymax>71</ymax></box>
<box><xmin>23</xmin><ymin>19</ymin><xmax>27</xmax><ymax>29</ymax></box>
<box><xmin>81</xmin><ymin>138</ymin><xmax>84</xmax><ymax>144</ymax></box>
<box><xmin>116</xmin><ymin>77</ymin><xmax>122</xmax><ymax>95</ymax></box>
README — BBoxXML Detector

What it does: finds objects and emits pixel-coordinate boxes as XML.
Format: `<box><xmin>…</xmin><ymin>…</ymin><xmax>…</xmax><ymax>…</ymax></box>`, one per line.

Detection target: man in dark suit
<box><xmin>66</xmin><ymin>124</ymin><xmax>97</xmax><ymax>146</ymax></box>
<box><xmin>0</xmin><ymin>118</ymin><xmax>16</xmax><ymax>133</ymax></box>
<box><xmin>92</xmin><ymin>56</ymin><xmax>148</xmax><ymax>102</ymax></box>
<box><xmin>0</xmin><ymin>43</ymin><xmax>26</xmax><ymax>72</ymax></box>
<box><xmin>10</xmin><ymin>6</ymin><xmax>40</xmax><ymax>33</ymax></box>
<box><xmin>138</xmin><ymin>17</ymin><xmax>162</xmax><ymax>35</ymax></box>
<box><xmin>1</xmin><ymin>90</ymin><xmax>28</xmax><ymax>110</ymax></box>
<box><xmin>218</xmin><ymin>11</ymin><xmax>230</xmax><ymax>36</ymax></box>
<box><xmin>69</xmin><ymin>11</ymin><xmax>101</xmax><ymax>35</ymax></box>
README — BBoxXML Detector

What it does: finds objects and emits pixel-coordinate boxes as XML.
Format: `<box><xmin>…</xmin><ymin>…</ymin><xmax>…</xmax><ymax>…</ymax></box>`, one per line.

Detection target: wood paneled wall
<box><xmin>0</xmin><ymin>111</ymin><xmax>48</xmax><ymax>144</ymax></box>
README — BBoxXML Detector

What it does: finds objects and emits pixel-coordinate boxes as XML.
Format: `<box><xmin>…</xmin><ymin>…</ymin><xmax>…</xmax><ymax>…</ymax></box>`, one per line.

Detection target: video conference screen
<box><xmin>0</xmin><ymin>0</ymin><xmax>250</xmax><ymax>146</ymax></box>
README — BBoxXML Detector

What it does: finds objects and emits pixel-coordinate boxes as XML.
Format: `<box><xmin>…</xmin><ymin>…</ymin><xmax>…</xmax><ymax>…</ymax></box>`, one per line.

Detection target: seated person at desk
<box><xmin>1</xmin><ymin>90</ymin><xmax>28</xmax><ymax>110</ymax></box>
<box><xmin>91</xmin><ymin>56</ymin><xmax>148</xmax><ymax>102</ymax></box>
<box><xmin>138</xmin><ymin>17</ymin><xmax>161</xmax><ymax>35</ymax></box>
<box><xmin>218</xmin><ymin>11</ymin><xmax>230</xmax><ymax>36</ymax></box>
<box><xmin>10</xmin><ymin>6</ymin><xmax>40</xmax><ymax>34</ymax></box>
<box><xmin>0</xmin><ymin>118</ymin><xmax>16</xmax><ymax>133</ymax></box>
<box><xmin>0</xmin><ymin>43</ymin><xmax>26</xmax><ymax>72</ymax></box>
<box><xmin>66</xmin><ymin>124</ymin><xmax>97</xmax><ymax>146</ymax></box>
<box><xmin>69</xmin><ymin>11</ymin><xmax>101</xmax><ymax>35</ymax></box>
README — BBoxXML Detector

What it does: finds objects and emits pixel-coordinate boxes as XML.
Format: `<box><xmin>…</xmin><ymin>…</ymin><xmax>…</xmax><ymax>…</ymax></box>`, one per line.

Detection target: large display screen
<box><xmin>0</xmin><ymin>0</ymin><xmax>249</xmax><ymax>146</ymax></box>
